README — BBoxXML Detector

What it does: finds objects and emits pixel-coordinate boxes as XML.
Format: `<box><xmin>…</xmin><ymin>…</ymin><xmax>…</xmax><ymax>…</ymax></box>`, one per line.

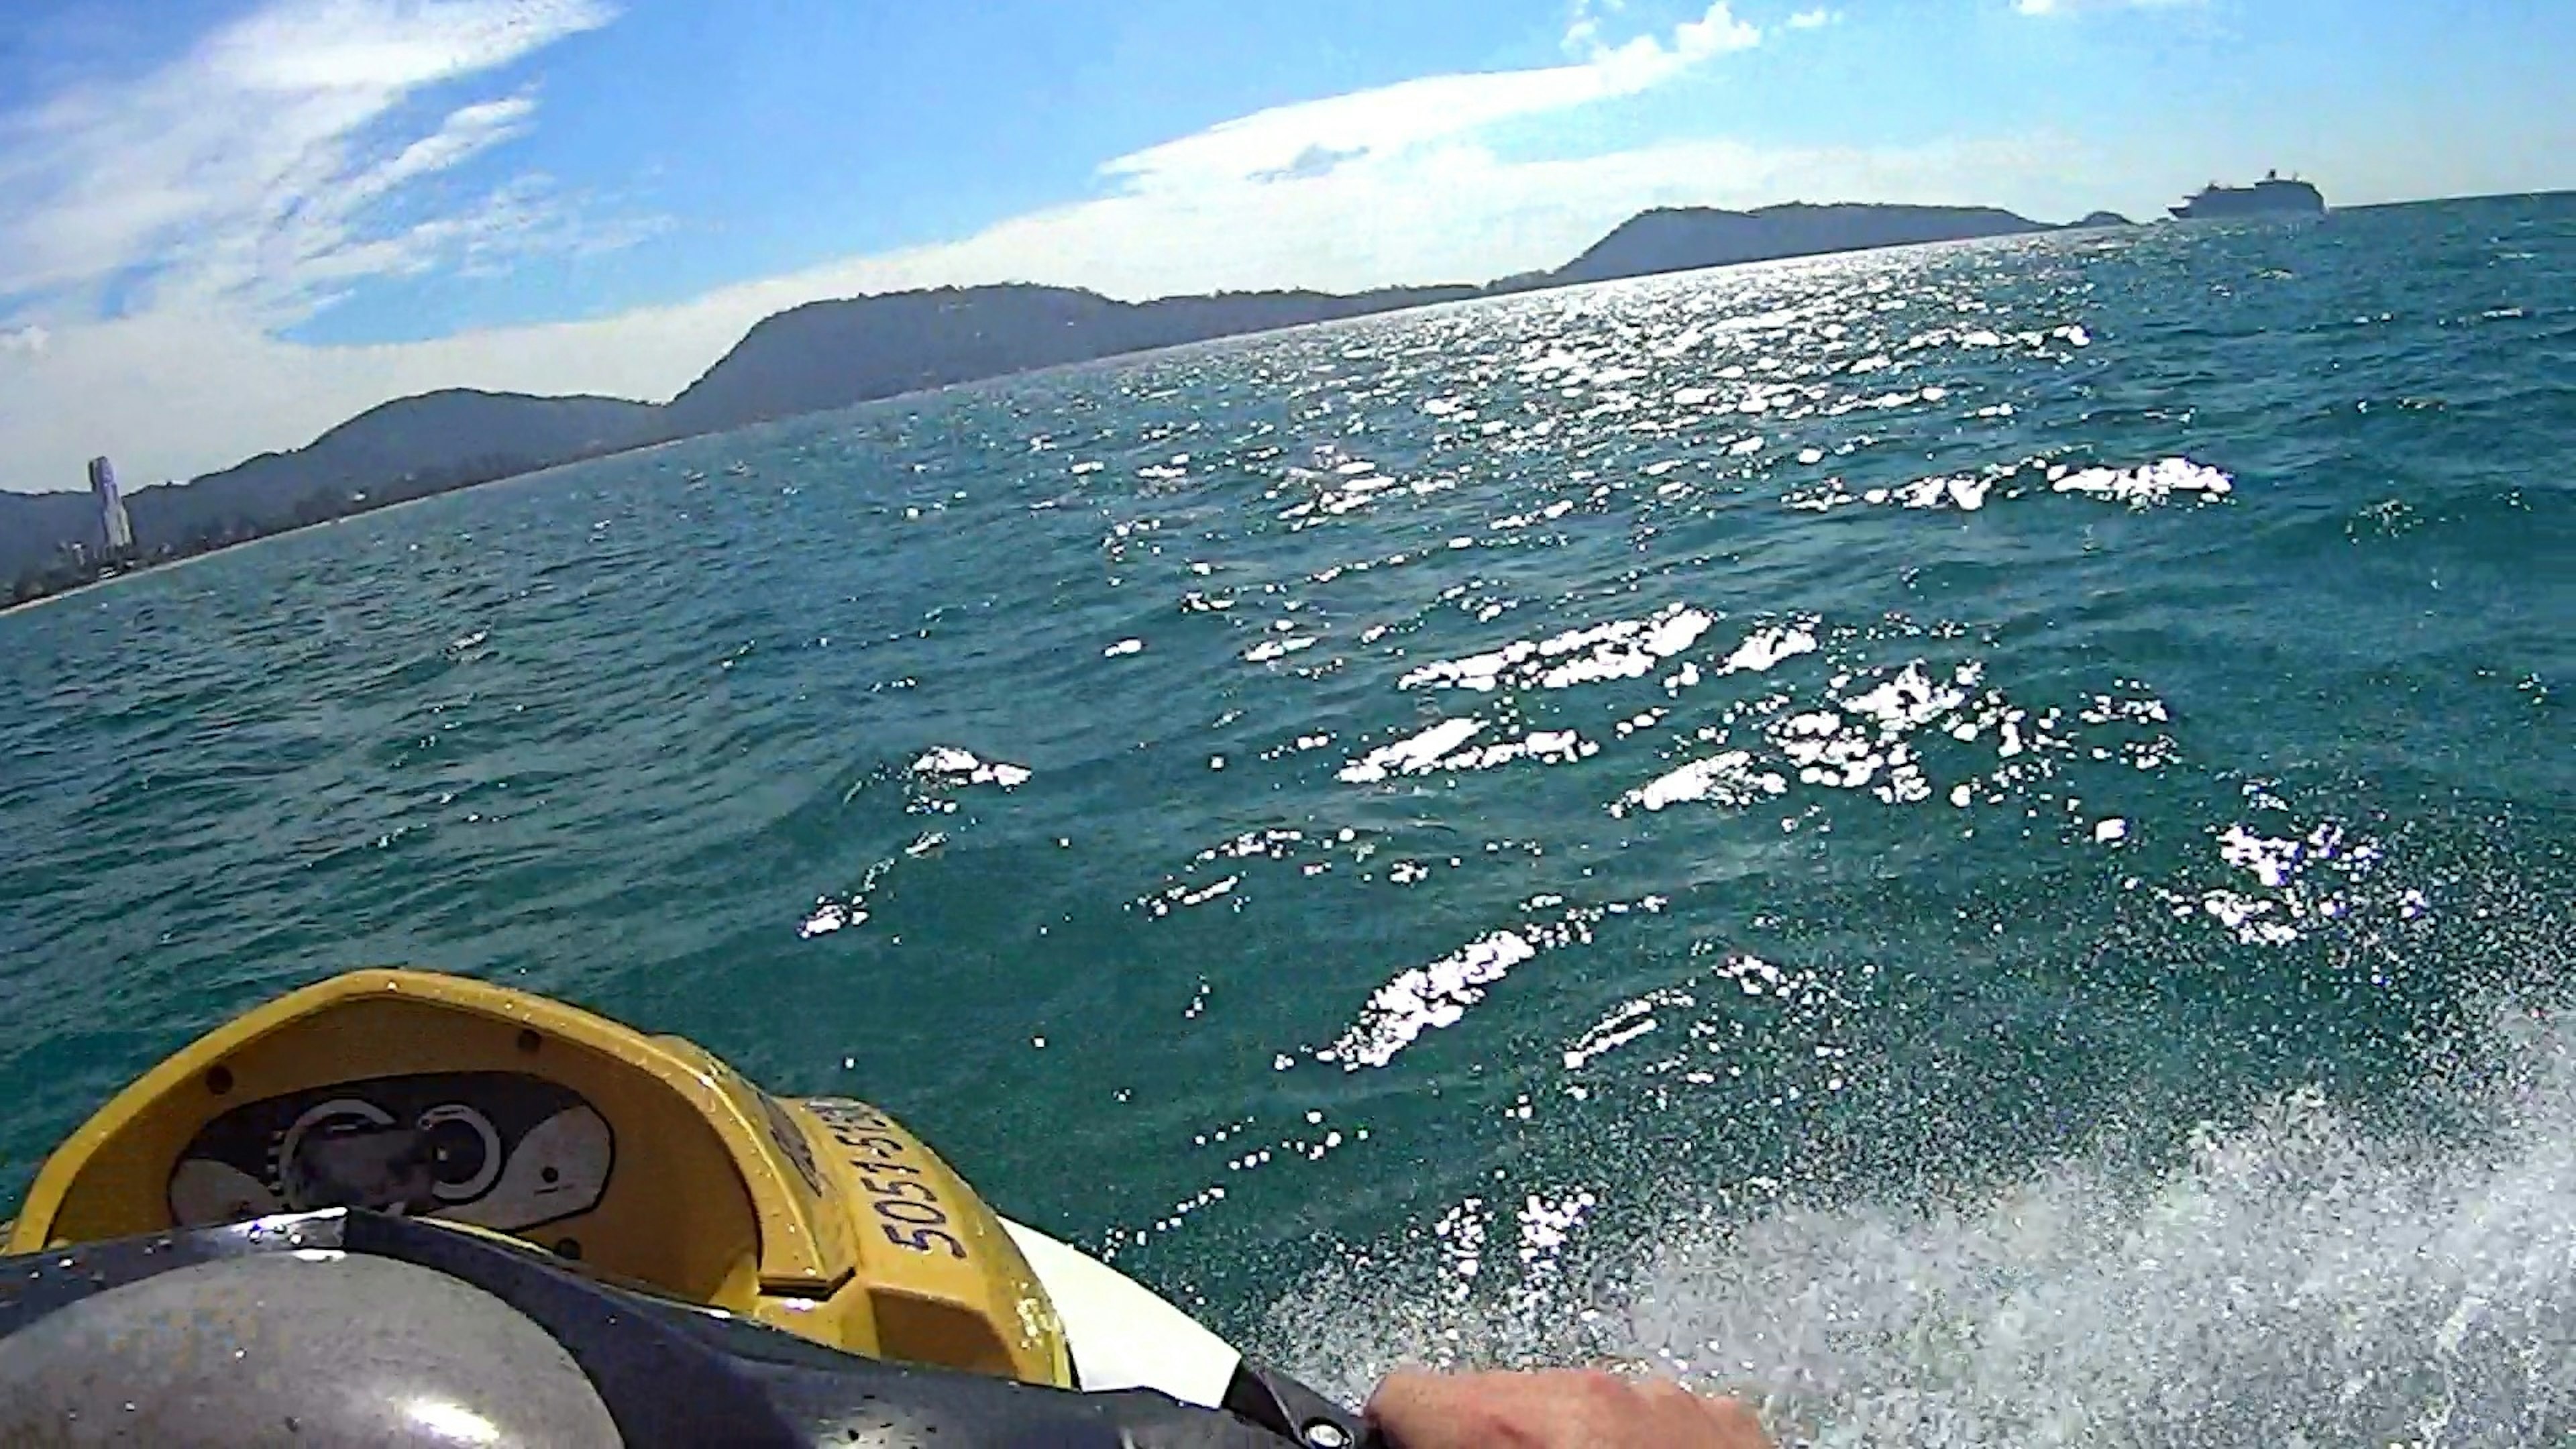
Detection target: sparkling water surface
<box><xmin>3</xmin><ymin>195</ymin><xmax>2571</xmax><ymax>1445</ymax></box>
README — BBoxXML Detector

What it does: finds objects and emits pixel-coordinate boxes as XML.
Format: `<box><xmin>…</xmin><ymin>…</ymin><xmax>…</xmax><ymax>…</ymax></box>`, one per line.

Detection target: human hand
<box><xmin>1363</xmin><ymin>1367</ymin><xmax>1773</xmax><ymax>1449</ymax></box>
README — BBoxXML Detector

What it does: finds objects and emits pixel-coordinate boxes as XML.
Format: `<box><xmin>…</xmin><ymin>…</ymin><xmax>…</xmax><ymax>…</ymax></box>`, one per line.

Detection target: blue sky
<box><xmin>1</xmin><ymin>0</ymin><xmax>2571</xmax><ymax>492</ymax></box>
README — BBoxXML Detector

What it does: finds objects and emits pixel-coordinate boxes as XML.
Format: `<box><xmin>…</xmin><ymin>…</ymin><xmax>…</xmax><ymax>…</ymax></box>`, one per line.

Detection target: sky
<box><xmin>1</xmin><ymin>0</ymin><xmax>2570</xmax><ymax>493</ymax></box>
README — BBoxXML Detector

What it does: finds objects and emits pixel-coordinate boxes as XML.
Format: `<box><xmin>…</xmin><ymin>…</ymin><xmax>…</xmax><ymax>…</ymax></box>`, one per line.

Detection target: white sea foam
<box><xmin>2048</xmin><ymin>456</ymin><xmax>2235</xmax><ymax>507</ymax></box>
<box><xmin>909</xmin><ymin>747</ymin><xmax>1032</xmax><ymax>789</ymax></box>
<box><xmin>1317</xmin><ymin>899</ymin><xmax>1667</xmax><ymax>1070</ymax></box>
<box><xmin>1612</xmin><ymin>751</ymin><xmax>1788</xmax><ymax>816</ymax></box>
<box><xmin>1263</xmin><ymin>1004</ymin><xmax>2576</xmax><ymax>1448</ymax></box>
<box><xmin>1399</xmin><ymin>604</ymin><xmax>1717</xmax><ymax>693</ymax></box>
<box><xmin>1337</xmin><ymin>718</ymin><xmax>1487</xmax><ymax>784</ymax></box>
<box><xmin>1784</xmin><ymin>457</ymin><xmax>2232</xmax><ymax>515</ymax></box>
<box><xmin>1717</xmin><ymin>623</ymin><xmax>1819</xmax><ymax>676</ymax></box>
<box><xmin>1320</xmin><ymin>928</ymin><xmax>1538</xmax><ymax>1069</ymax></box>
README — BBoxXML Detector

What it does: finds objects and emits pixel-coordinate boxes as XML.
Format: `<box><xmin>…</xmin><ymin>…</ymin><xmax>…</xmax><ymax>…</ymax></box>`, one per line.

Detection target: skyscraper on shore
<box><xmin>88</xmin><ymin>456</ymin><xmax>132</xmax><ymax>557</ymax></box>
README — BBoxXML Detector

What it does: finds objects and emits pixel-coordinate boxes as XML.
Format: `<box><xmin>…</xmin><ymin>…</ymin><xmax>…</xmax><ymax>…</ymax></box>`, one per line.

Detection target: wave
<box><xmin>1257</xmin><ymin>988</ymin><xmax>2576</xmax><ymax>1446</ymax></box>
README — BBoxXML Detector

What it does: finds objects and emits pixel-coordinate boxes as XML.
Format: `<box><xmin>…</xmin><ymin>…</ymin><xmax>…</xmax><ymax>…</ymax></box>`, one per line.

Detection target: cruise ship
<box><xmin>2170</xmin><ymin>171</ymin><xmax>2326</xmax><ymax>220</ymax></box>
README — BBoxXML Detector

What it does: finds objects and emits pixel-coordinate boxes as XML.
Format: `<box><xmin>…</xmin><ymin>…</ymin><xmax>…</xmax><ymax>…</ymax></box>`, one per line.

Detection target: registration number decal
<box><xmin>807</xmin><ymin>1099</ymin><xmax>969</xmax><ymax>1260</ymax></box>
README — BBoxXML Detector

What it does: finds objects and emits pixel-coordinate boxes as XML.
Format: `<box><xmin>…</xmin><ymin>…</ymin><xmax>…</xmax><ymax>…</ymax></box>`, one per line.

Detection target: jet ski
<box><xmin>0</xmin><ymin>968</ymin><xmax>1379</xmax><ymax>1447</ymax></box>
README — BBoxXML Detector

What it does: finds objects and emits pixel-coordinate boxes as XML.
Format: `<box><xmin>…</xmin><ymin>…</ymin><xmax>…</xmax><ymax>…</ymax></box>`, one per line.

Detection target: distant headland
<box><xmin>4</xmin><ymin>199</ymin><xmax>2145</xmax><ymax>606</ymax></box>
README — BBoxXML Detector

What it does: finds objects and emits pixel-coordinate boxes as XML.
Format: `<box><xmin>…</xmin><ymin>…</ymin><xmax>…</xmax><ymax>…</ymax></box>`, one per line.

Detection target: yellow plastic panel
<box><xmin>780</xmin><ymin>1097</ymin><xmax>1071</xmax><ymax>1386</ymax></box>
<box><xmin>7</xmin><ymin>971</ymin><xmax>1069</xmax><ymax>1383</ymax></box>
<box><xmin>5</xmin><ymin>973</ymin><xmax>811</xmax><ymax>1305</ymax></box>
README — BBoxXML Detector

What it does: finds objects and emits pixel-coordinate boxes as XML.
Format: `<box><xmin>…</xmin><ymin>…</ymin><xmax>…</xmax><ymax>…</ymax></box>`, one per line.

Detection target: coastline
<box><xmin>11</xmin><ymin>203</ymin><xmax>2157</xmax><ymax>606</ymax></box>
<box><xmin>0</xmin><ymin>433</ymin><xmax>706</xmax><ymax>619</ymax></box>
<box><xmin>44</xmin><ymin>197</ymin><xmax>2536</xmax><ymax>615</ymax></box>
<box><xmin>0</xmin><ymin>572</ymin><xmax>119</xmax><ymax>619</ymax></box>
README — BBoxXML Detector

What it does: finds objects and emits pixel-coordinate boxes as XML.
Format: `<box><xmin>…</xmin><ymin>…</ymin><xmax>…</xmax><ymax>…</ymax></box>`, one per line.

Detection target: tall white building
<box><xmin>88</xmin><ymin>456</ymin><xmax>132</xmax><ymax>555</ymax></box>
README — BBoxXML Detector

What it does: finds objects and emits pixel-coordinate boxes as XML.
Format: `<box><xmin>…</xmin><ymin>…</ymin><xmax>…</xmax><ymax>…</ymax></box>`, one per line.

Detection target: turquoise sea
<box><xmin>3</xmin><ymin>195</ymin><xmax>2570</xmax><ymax>1445</ymax></box>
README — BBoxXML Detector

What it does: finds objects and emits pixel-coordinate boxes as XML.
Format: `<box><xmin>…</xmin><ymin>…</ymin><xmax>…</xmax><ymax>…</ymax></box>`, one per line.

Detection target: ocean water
<box><xmin>3</xmin><ymin>195</ymin><xmax>2571</xmax><ymax>1444</ymax></box>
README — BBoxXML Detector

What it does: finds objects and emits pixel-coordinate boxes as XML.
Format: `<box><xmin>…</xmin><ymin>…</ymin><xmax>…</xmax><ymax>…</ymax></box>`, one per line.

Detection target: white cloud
<box><xmin>0</xmin><ymin>0</ymin><xmax>619</xmax><ymax>324</ymax></box>
<box><xmin>1560</xmin><ymin>0</ymin><xmax>1625</xmax><ymax>59</ymax></box>
<box><xmin>1786</xmin><ymin>9</ymin><xmax>1841</xmax><ymax>28</ymax></box>
<box><xmin>1104</xmin><ymin>3</ymin><xmax>1759</xmax><ymax>192</ymax></box>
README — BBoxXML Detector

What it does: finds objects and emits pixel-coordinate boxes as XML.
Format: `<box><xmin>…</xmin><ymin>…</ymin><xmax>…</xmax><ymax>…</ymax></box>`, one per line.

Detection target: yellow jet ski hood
<box><xmin>0</xmin><ymin>969</ymin><xmax>1368</xmax><ymax>1449</ymax></box>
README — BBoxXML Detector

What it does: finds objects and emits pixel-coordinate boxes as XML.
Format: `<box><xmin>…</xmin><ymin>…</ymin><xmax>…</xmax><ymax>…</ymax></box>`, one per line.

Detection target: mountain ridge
<box><xmin>5</xmin><ymin>199</ymin><xmax>2135</xmax><ymax>600</ymax></box>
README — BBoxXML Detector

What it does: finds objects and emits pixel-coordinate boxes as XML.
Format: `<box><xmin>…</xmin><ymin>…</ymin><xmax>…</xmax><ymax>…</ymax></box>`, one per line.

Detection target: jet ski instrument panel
<box><xmin>4</xmin><ymin>970</ymin><xmax>1075</xmax><ymax>1388</ymax></box>
<box><xmin>166</xmin><ymin>1071</ymin><xmax>614</xmax><ymax>1230</ymax></box>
